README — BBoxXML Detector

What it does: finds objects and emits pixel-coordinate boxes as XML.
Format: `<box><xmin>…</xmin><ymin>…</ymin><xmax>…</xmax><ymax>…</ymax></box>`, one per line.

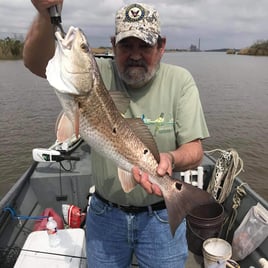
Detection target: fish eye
<box><xmin>80</xmin><ymin>42</ymin><xmax>89</xmax><ymax>52</ymax></box>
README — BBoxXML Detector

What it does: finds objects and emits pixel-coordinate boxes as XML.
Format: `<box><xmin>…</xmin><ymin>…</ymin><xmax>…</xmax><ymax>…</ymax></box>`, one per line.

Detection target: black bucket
<box><xmin>186</xmin><ymin>202</ymin><xmax>225</xmax><ymax>256</ymax></box>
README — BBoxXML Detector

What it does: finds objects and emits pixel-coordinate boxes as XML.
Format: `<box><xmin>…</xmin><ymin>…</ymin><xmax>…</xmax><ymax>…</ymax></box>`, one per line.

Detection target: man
<box><xmin>23</xmin><ymin>1</ymin><xmax>209</xmax><ymax>267</ymax></box>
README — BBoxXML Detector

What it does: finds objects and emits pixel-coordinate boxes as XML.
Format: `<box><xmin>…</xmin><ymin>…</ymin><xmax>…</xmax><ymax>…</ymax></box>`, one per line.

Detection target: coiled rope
<box><xmin>223</xmin><ymin>183</ymin><xmax>247</xmax><ymax>240</ymax></box>
<box><xmin>206</xmin><ymin>148</ymin><xmax>244</xmax><ymax>203</ymax></box>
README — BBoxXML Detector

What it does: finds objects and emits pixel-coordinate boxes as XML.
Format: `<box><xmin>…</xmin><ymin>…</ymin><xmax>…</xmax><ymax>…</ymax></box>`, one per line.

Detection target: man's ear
<box><xmin>110</xmin><ymin>36</ymin><xmax>116</xmax><ymax>48</ymax></box>
<box><xmin>110</xmin><ymin>36</ymin><xmax>116</xmax><ymax>54</ymax></box>
<box><xmin>160</xmin><ymin>37</ymin><xmax>166</xmax><ymax>55</ymax></box>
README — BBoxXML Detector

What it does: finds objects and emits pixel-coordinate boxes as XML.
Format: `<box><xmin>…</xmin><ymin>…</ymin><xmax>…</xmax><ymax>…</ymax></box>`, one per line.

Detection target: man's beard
<box><xmin>118</xmin><ymin>59</ymin><xmax>159</xmax><ymax>88</ymax></box>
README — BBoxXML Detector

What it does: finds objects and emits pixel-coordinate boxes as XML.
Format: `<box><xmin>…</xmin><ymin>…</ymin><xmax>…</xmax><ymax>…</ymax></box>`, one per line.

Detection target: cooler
<box><xmin>14</xmin><ymin>228</ymin><xmax>87</xmax><ymax>268</ymax></box>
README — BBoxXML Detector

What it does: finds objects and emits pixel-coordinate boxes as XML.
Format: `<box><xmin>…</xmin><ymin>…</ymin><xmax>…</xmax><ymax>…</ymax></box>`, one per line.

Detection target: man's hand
<box><xmin>132</xmin><ymin>166</ymin><xmax>163</xmax><ymax>196</ymax></box>
<box><xmin>31</xmin><ymin>0</ymin><xmax>63</xmax><ymax>16</ymax></box>
<box><xmin>132</xmin><ymin>152</ymin><xmax>174</xmax><ymax>196</ymax></box>
<box><xmin>132</xmin><ymin>140</ymin><xmax>204</xmax><ymax>196</ymax></box>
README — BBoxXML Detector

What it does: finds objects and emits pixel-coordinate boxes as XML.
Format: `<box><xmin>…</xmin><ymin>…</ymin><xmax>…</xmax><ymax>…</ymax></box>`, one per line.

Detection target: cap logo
<box><xmin>125</xmin><ymin>4</ymin><xmax>145</xmax><ymax>22</ymax></box>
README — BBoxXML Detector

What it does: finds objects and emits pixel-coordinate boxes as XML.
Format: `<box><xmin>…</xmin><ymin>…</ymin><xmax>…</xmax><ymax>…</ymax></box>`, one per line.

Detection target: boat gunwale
<box><xmin>0</xmin><ymin>161</ymin><xmax>38</xmax><ymax>212</ymax></box>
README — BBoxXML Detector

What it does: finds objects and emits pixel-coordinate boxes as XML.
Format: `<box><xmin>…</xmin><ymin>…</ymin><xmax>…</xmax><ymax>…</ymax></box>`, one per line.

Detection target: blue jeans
<box><xmin>86</xmin><ymin>194</ymin><xmax>188</xmax><ymax>267</ymax></box>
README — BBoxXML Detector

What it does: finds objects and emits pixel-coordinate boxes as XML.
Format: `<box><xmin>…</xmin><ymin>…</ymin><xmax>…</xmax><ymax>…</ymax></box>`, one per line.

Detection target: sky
<box><xmin>0</xmin><ymin>0</ymin><xmax>268</xmax><ymax>50</ymax></box>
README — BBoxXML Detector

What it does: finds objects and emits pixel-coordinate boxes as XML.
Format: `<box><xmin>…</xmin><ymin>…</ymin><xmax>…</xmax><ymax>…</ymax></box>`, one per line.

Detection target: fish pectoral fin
<box><xmin>163</xmin><ymin>179</ymin><xmax>215</xmax><ymax>236</ymax></box>
<box><xmin>118</xmin><ymin>167</ymin><xmax>137</xmax><ymax>193</ymax></box>
<box><xmin>74</xmin><ymin>105</ymin><xmax>80</xmax><ymax>138</ymax></box>
<box><xmin>55</xmin><ymin>111</ymin><xmax>75</xmax><ymax>142</ymax></box>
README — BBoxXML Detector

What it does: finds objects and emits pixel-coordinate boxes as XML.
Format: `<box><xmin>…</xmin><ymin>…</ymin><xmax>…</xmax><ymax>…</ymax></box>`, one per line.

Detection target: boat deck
<box><xmin>186</xmin><ymin>251</ymin><xmax>203</xmax><ymax>268</ymax></box>
<box><xmin>1</xmin><ymin>143</ymin><xmax>267</xmax><ymax>268</ymax></box>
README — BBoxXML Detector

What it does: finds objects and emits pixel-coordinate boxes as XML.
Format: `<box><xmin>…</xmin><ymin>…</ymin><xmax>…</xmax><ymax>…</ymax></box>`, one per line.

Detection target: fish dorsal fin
<box><xmin>126</xmin><ymin>118</ymin><xmax>160</xmax><ymax>163</ymax></box>
<box><xmin>117</xmin><ymin>167</ymin><xmax>137</xmax><ymax>193</ymax></box>
<box><xmin>109</xmin><ymin>90</ymin><xmax>130</xmax><ymax>114</ymax></box>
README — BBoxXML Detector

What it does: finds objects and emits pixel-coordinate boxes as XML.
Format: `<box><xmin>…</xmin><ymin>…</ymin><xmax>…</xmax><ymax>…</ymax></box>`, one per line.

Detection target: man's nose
<box><xmin>129</xmin><ymin>46</ymin><xmax>143</xmax><ymax>60</ymax></box>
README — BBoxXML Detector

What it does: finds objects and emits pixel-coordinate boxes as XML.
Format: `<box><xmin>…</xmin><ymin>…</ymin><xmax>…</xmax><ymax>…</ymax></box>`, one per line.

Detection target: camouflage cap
<box><xmin>115</xmin><ymin>3</ymin><xmax>161</xmax><ymax>46</ymax></box>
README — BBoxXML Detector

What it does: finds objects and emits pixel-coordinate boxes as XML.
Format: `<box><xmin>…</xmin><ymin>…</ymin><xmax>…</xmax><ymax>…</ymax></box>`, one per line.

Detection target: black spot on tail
<box><xmin>175</xmin><ymin>182</ymin><xmax>182</xmax><ymax>191</ymax></box>
<box><xmin>163</xmin><ymin>179</ymin><xmax>215</xmax><ymax>236</ymax></box>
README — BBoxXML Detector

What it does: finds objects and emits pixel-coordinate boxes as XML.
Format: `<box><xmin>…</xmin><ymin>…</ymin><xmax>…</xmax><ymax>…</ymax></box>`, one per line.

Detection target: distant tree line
<box><xmin>0</xmin><ymin>37</ymin><xmax>23</xmax><ymax>59</ymax></box>
<box><xmin>1</xmin><ymin>36</ymin><xmax>267</xmax><ymax>59</ymax></box>
<box><xmin>252</xmin><ymin>39</ymin><xmax>268</xmax><ymax>49</ymax></box>
<box><xmin>238</xmin><ymin>39</ymin><xmax>268</xmax><ymax>56</ymax></box>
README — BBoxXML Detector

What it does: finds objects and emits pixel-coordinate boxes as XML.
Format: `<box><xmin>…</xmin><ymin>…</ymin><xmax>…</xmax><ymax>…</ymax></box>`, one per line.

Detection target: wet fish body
<box><xmin>46</xmin><ymin>26</ymin><xmax>214</xmax><ymax>235</ymax></box>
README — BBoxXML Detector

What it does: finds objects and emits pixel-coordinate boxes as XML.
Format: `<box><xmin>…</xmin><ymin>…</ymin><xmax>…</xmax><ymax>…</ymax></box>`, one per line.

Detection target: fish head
<box><xmin>46</xmin><ymin>26</ymin><xmax>96</xmax><ymax>96</ymax></box>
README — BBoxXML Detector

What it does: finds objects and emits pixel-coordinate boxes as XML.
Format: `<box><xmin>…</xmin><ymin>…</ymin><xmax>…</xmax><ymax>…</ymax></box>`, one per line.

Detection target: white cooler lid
<box><xmin>14</xmin><ymin>228</ymin><xmax>86</xmax><ymax>268</ymax></box>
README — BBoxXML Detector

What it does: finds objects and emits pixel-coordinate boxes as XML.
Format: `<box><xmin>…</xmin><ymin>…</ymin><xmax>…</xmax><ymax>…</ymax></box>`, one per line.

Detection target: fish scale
<box><xmin>77</xmin><ymin>87</ymin><xmax>159</xmax><ymax>175</ymax></box>
<box><xmin>81</xmin><ymin>114</ymin><xmax>157</xmax><ymax>176</ymax></box>
<box><xmin>46</xmin><ymin>26</ymin><xmax>215</xmax><ymax>236</ymax></box>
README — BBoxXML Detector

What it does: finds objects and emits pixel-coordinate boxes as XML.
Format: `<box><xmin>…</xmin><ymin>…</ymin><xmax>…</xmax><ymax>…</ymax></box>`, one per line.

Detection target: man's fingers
<box><xmin>139</xmin><ymin>172</ymin><xmax>153</xmax><ymax>194</ymax></box>
<box><xmin>132</xmin><ymin>167</ymin><xmax>163</xmax><ymax>196</ymax></box>
<box><xmin>132</xmin><ymin>166</ymin><xmax>142</xmax><ymax>183</ymax></box>
<box><xmin>152</xmin><ymin>184</ymin><xmax>162</xmax><ymax>197</ymax></box>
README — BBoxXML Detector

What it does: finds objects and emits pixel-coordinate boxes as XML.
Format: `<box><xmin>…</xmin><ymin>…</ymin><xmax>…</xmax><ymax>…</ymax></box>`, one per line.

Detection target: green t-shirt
<box><xmin>91</xmin><ymin>58</ymin><xmax>209</xmax><ymax>206</ymax></box>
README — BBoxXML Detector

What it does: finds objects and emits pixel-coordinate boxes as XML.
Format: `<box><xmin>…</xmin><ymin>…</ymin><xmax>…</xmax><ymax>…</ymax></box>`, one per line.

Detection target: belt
<box><xmin>94</xmin><ymin>192</ymin><xmax>166</xmax><ymax>213</ymax></box>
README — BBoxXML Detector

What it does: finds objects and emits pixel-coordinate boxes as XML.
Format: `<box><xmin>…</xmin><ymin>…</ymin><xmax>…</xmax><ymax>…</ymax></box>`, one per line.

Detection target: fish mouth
<box><xmin>55</xmin><ymin>26</ymin><xmax>79</xmax><ymax>50</ymax></box>
<box><xmin>46</xmin><ymin>26</ymin><xmax>91</xmax><ymax>95</ymax></box>
<box><xmin>55</xmin><ymin>26</ymin><xmax>88</xmax><ymax>54</ymax></box>
<box><xmin>55</xmin><ymin>26</ymin><xmax>91</xmax><ymax>76</ymax></box>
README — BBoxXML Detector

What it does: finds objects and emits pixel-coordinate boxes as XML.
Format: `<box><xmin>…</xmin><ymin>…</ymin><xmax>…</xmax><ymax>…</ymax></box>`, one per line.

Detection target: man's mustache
<box><xmin>126</xmin><ymin>59</ymin><xmax>147</xmax><ymax>68</ymax></box>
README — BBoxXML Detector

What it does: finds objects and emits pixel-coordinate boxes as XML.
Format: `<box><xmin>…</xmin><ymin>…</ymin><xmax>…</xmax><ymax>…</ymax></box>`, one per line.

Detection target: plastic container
<box><xmin>186</xmin><ymin>202</ymin><xmax>225</xmax><ymax>255</ymax></box>
<box><xmin>259</xmin><ymin>258</ymin><xmax>268</xmax><ymax>268</ymax></box>
<box><xmin>203</xmin><ymin>238</ymin><xmax>232</xmax><ymax>268</ymax></box>
<box><xmin>46</xmin><ymin>216</ymin><xmax>60</xmax><ymax>247</ymax></box>
<box><xmin>14</xmin><ymin>229</ymin><xmax>87</xmax><ymax>268</ymax></box>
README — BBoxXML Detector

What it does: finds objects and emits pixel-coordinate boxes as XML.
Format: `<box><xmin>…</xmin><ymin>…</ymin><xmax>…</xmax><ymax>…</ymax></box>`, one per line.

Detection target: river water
<box><xmin>0</xmin><ymin>53</ymin><xmax>267</xmax><ymax>199</ymax></box>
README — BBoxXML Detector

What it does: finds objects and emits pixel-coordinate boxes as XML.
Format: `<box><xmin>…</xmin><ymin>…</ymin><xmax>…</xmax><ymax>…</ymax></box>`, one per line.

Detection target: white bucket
<box><xmin>203</xmin><ymin>238</ymin><xmax>232</xmax><ymax>268</ymax></box>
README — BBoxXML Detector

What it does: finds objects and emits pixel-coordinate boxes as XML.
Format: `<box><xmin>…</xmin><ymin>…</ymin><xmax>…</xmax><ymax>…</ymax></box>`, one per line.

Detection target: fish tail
<box><xmin>163</xmin><ymin>180</ymin><xmax>215</xmax><ymax>236</ymax></box>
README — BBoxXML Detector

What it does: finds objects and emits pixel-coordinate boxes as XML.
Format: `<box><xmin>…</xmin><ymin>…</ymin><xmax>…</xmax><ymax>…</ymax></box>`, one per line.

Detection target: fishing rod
<box><xmin>48</xmin><ymin>5</ymin><xmax>65</xmax><ymax>36</ymax></box>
